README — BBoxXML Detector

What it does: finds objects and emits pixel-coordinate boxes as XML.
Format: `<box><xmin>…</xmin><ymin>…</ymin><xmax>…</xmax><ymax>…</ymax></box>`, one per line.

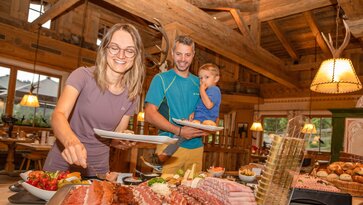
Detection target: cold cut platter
<box><xmin>94</xmin><ymin>128</ymin><xmax>178</xmax><ymax>144</ymax></box>
<box><xmin>172</xmin><ymin>118</ymin><xmax>224</xmax><ymax>131</ymax></box>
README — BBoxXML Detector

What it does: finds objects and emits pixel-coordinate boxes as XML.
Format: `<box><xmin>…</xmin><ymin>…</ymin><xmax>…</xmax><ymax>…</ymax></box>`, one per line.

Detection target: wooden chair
<box><xmin>19</xmin><ymin>152</ymin><xmax>47</xmax><ymax>171</ymax></box>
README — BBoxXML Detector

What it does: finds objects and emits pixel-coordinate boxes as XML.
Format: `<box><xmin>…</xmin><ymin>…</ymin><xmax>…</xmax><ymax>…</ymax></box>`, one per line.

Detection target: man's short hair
<box><xmin>173</xmin><ymin>35</ymin><xmax>195</xmax><ymax>52</ymax></box>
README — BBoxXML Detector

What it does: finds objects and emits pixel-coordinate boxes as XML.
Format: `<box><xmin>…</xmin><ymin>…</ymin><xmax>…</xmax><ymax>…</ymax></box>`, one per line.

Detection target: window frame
<box><xmin>0</xmin><ymin>63</ymin><xmax>62</xmax><ymax>128</ymax></box>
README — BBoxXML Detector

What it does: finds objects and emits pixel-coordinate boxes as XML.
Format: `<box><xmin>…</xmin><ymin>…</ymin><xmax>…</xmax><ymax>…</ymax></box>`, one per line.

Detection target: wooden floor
<box><xmin>0</xmin><ymin>175</ymin><xmax>21</xmax><ymax>205</ymax></box>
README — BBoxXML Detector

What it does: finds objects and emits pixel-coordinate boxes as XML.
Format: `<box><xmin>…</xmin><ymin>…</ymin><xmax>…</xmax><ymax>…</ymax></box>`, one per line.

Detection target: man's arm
<box><xmin>144</xmin><ymin>103</ymin><xmax>208</xmax><ymax>139</ymax></box>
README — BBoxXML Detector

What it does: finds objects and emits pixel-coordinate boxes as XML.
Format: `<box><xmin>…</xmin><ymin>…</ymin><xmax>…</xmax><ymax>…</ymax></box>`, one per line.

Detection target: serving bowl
<box><xmin>238</xmin><ymin>173</ymin><xmax>256</xmax><ymax>182</ymax></box>
<box><xmin>141</xmin><ymin>173</ymin><xmax>160</xmax><ymax>181</ymax></box>
<box><xmin>21</xmin><ymin>181</ymin><xmax>56</xmax><ymax>201</ymax></box>
<box><xmin>122</xmin><ymin>176</ymin><xmax>143</xmax><ymax>185</ymax></box>
<box><xmin>207</xmin><ymin>167</ymin><xmax>225</xmax><ymax>177</ymax></box>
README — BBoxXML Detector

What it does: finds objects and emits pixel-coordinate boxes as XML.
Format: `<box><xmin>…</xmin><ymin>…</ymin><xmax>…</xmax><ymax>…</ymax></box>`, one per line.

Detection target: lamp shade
<box><xmin>20</xmin><ymin>94</ymin><xmax>40</xmax><ymax>107</ymax></box>
<box><xmin>250</xmin><ymin>122</ymin><xmax>263</xmax><ymax>131</ymax></box>
<box><xmin>310</xmin><ymin>58</ymin><xmax>362</xmax><ymax>94</ymax></box>
<box><xmin>301</xmin><ymin>123</ymin><xmax>317</xmax><ymax>134</ymax></box>
<box><xmin>137</xmin><ymin>111</ymin><xmax>144</xmax><ymax>122</ymax></box>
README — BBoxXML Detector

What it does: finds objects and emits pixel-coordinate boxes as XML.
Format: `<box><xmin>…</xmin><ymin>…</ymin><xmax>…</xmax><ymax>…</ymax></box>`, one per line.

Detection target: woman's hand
<box><xmin>110</xmin><ymin>139</ymin><xmax>136</xmax><ymax>150</ymax></box>
<box><xmin>61</xmin><ymin>140</ymin><xmax>87</xmax><ymax>168</ymax></box>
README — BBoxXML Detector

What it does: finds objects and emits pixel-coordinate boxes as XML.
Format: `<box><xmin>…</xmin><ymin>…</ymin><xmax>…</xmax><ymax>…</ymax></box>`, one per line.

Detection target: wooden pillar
<box><xmin>5</xmin><ymin>69</ymin><xmax>17</xmax><ymax>116</ymax></box>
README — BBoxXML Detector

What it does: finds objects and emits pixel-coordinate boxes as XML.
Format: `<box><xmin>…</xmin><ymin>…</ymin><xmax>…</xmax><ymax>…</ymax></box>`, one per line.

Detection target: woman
<box><xmin>43</xmin><ymin>23</ymin><xmax>145</xmax><ymax>176</ymax></box>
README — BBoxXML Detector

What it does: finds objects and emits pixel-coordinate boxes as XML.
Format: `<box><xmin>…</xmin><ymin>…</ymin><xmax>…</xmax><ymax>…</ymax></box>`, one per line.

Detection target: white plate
<box><xmin>172</xmin><ymin>118</ymin><xmax>224</xmax><ymax>131</ymax></box>
<box><xmin>94</xmin><ymin>128</ymin><xmax>178</xmax><ymax>144</ymax></box>
<box><xmin>21</xmin><ymin>181</ymin><xmax>56</xmax><ymax>201</ymax></box>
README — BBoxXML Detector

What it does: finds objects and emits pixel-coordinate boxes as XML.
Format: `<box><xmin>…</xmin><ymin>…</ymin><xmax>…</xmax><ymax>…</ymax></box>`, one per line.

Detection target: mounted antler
<box><xmin>146</xmin><ymin>18</ymin><xmax>170</xmax><ymax>72</ymax></box>
<box><xmin>321</xmin><ymin>19</ymin><xmax>351</xmax><ymax>58</ymax></box>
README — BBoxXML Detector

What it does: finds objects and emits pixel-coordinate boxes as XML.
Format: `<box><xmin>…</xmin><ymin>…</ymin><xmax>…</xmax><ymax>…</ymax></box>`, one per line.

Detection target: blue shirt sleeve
<box><xmin>207</xmin><ymin>86</ymin><xmax>221</xmax><ymax>106</ymax></box>
<box><xmin>145</xmin><ymin>74</ymin><xmax>165</xmax><ymax>107</ymax></box>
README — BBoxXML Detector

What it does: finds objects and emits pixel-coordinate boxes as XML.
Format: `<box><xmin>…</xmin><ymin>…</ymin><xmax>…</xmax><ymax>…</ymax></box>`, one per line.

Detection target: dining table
<box><xmin>0</xmin><ymin>137</ymin><xmax>33</xmax><ymax>176</ymax></box>
<box><xmin>16</xmin><ymin>142</ymin><xmax>52</xmax><ymax>151</ymax></box>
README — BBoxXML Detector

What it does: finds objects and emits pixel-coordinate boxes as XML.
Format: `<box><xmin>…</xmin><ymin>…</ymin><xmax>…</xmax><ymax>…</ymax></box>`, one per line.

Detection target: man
<box><xmin>144</xmin><ymin>35</ymin><xmax>207</xmax><ymax>177</ymax></box>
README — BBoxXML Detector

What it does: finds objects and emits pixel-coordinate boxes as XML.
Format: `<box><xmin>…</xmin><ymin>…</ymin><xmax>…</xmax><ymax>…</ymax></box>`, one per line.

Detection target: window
<box><xmin>262</xmin><ymin>117</ymin><xmax>288</xmax><ymax>147</ymax></box>
<box><xmin>305</xmin><ymin>117</ymin><xmax>332</xmax><ymax>152</ymax></box>
<box><xmin>97</xmin><ymin>23</ymin><xmax>110</xmax><ymax>46</ymax></box>
<box><xmin>28</xmin><ymin>1</ymin><xmax>51</xmax><ymax>29</ymax></box>
<box><xmin>13</xmin><ymin>70</ymin><xmax>59</xmax><ymax>127</ymax></box>
<box><xmin>262</xmin><ymin>116</ymin><xmax>332</xmax><ymax>152</ymax></box>
<box><xmin>0</xmin><ymin>66</ymin><xmax>11</xmax><ymax>120</ymax></box>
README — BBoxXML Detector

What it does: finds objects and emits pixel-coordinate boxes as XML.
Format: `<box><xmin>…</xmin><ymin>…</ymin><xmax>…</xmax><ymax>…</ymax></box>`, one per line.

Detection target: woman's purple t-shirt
<box><xmin>43</xmin><ymin>66</ymin><xmax>138</xmax><ymax>176</ymax></box>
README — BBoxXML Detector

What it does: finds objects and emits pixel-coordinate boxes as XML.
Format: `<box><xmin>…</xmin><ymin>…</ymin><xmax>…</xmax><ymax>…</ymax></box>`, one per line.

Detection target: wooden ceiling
<box><xmin>89</xmin><ymin>0</ymin><xmax>362</xmax><ymax>88</ymax></box>
<box><xmin>2</xmin><ymin>0</ymin><xmax>363</xmax><ymax>101</ymax></box>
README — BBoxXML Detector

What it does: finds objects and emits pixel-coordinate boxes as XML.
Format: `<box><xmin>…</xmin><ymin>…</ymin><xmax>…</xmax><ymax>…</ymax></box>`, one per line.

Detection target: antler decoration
<box><xmin>321</xmin><ymin>19</ymin><xmax>350</xmax><ymax>58</ymax></box>
<box><xmin>146</xmin><ymin>18</ymin><xmax>170</xmax><ymax>72</ymax></box>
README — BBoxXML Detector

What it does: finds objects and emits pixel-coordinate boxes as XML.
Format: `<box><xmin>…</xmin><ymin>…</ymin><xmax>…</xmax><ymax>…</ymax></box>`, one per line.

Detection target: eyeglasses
<box><xmin>107</xmin><ymin>45</ymin><xmax>137</xmax><ymax>58</ymax></box>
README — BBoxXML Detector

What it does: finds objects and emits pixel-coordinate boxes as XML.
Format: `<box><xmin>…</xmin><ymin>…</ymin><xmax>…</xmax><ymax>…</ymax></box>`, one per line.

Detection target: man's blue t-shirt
<box><xmin>194</xmin><ymin>86</ymin><xmax>221</xmax><ymax>122</ymax></box>
<box><xmin>145</xmin><ymin>69</ymin><xmax>202</xmax><ymax>149</ymax></box>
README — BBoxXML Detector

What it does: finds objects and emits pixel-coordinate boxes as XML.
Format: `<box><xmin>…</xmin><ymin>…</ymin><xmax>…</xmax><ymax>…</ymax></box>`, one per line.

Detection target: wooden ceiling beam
<box><xmin>30</xmin><ymin>0</ymin><xmax>81</xmax><ymax>30</ymax></box>
<box><xmin>304</xmin><ymin>11</ymin><xmax>333</xmax><ymax>58</ymax></box>
<box><xmin>185</xmin><ymin>0</ymin><xmax>256</xmax><ymax>12</ymax></box>
<box><xmin>339</xmin><ymin>0</ymin><xmax>363</xmax><ymax>41</ymax></box>
<box><xmin>230</xmin><ymin>9</ymin><xmax>255</xmax><ymax>47</ymax></box>
<box><xmin>267</xmin><ymin>20</ymin><xmax>299</xmax><ymax>61</ymax></box>
<box><xmin>288</xmin><ymin>62</ymin><xmax>321</xmax><ymax>71</ymax></box>
<box><xmin>104</xmin><ymin>0</ymin><xmax>299</xmax><ymax>88</ymax></box>
<box><xmin>222</xmin><ymin>94</ymin><xmax>259</xmax><ymax>104</ymax></box>
<box><xmin>259</xmin><ymin>0</ymin><xmax>336</xmax><ymax>22</ymax></box>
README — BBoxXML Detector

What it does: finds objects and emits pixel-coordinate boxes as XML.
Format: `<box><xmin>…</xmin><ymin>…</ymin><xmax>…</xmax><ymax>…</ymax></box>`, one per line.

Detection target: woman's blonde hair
<box><xmin>199</xmin><ymin>63</ymin><xmax>220</xmax><ymax>76</ymax></box>
<box><xmin>94</xmin><ymin>23</ymin><xmax>145</xmax><ymax>101</ymax></box>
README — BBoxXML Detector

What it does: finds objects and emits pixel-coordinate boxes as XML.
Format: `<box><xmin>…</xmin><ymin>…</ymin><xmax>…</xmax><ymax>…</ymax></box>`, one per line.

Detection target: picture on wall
<box><xmin>237</xmin><ymin>122</ymin><xmax>248</xmax><ymax>138</ymax></box>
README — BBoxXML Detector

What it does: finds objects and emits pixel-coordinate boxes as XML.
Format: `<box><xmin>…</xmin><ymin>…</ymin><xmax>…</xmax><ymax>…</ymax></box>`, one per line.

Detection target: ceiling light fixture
<box><xmin>302</xmin><ymin>37</ymin><xmax>317</xmax><ymax>134</ymax></box>
<box><xmin>20</xmin><ymin>26</ymin><xmax>41</xmax><ymax>107</ymax></box>
<box><xmin>250</xmin><ymin>76</ymin><xmax>263</xmax><ymax>132</ymax></box>
<box><xmin>310</xmin><ymin>5</ymin><xmax>362</xmax><ymax>94</ymax></box>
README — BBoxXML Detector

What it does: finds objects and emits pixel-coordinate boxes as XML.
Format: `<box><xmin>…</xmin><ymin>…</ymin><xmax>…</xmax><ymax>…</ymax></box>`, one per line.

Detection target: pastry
<box><xmin>192</xmin><ymin>120</ymin><xmax>201</xmax><ymax>124</ymax></box>
<box><xmin>202</xmin><ymin>120</ymin><xmax>216</xmax><ymax>126</ymax></box>
<box><xmin>339</xmin><ymin>173</ymin><xmax>352</xmax><ymax>181</ymax></box>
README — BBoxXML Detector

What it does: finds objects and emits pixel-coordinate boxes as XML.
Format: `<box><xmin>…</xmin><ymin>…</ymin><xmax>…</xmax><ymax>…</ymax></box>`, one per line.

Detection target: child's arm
<box><xmin>200</xmin><ymin>83</ymin><xmax>214</xmax><ymax>109</ymax></box>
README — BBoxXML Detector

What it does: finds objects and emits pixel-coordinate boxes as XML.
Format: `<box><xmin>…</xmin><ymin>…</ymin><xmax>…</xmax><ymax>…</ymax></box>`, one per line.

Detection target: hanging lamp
<box><xmin>250</xmin><ymin>76</ymin><xmax>263</xmax><ymax>132</ymax></box>
<box><xmin>310</xmin><ymin>6</ymin><xmax>362</xmax><ymax>94</ymax></box>
<box><xmin>302</xmin><ymin>38</ymin><xmax>317</xmax><ymax>134</ymax></box>
<box><xmin>20</xmin><ymin>26</ymin><xmax>41</xmax><ymax>107</ymax></box>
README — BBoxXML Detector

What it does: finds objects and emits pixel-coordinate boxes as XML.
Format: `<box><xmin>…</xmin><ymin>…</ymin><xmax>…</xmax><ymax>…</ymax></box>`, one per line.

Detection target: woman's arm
<box><xmin>52</xmin><ymin>85</ymin><xmax>87</xmax><ymax>168</ymax></box>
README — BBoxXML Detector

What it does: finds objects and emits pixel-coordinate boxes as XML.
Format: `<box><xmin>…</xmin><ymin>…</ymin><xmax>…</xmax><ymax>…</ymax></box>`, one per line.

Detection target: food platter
<box><xmin>94</xmin><ymin>128</ymin><xmax>178</xmax><ymax>144</ymax></box>
<box><xmin>172</xmin><ymin>118</ymin><xmax>224</xmax><ymax>131</ymax></box>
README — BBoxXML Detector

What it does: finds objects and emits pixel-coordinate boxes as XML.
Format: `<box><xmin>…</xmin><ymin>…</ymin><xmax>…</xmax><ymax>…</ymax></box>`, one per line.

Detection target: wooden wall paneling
<box><xmin>10</xmin><ymin>0</ymin><xmax>30</xmax><ymax>21</ymax></box>
<box><xmin>84</xmin><ymin>4</ymin><xmax>100</xmax><ymax>45</ymax></box>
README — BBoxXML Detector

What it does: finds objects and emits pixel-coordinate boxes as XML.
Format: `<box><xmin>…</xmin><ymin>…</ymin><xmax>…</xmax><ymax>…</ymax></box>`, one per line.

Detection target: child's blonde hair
<box><xmin>199</xmin><ymin>63</ymin><xmax>220</xmax><ymax>76</ymax></box>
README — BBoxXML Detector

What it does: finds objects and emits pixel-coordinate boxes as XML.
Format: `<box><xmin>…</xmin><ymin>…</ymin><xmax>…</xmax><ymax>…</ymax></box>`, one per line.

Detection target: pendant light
<box><xmin>251</xmin><ymin>76</ymin><xmax>263</xmax><ymax>132</ymax></box>
<box><xmin>20</xmin><ymin>26</ymin><xmax>41</xmax><ymax>107</ymax></box>
<box><xmin>302</xmin><ymin>38</ymin><xmax>317</xmax><ymax>134</ymax></box>
<box><xmin>310</xmin><ymin>5</ymin><xmax>362</xmax><ymax>94</ymax></box>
